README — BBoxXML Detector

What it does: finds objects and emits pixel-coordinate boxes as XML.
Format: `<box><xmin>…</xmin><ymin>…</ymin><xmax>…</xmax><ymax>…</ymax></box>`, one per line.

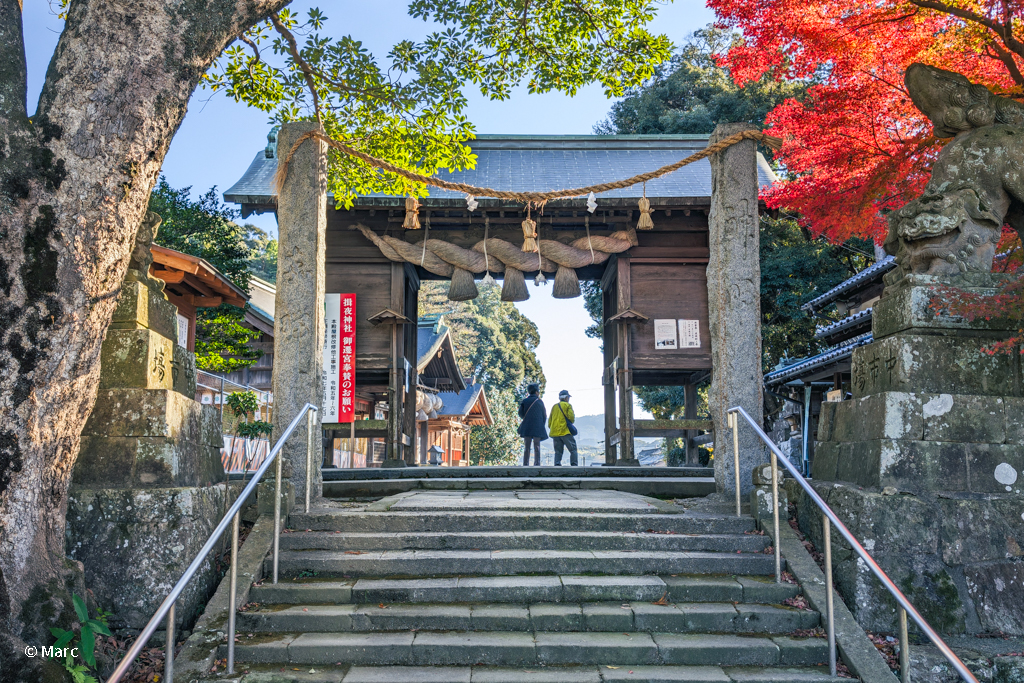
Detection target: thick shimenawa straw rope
<box><xmin>272</xmin><ymin>129</ymin><xmax>782</xmax><ymax>201</ymax></box>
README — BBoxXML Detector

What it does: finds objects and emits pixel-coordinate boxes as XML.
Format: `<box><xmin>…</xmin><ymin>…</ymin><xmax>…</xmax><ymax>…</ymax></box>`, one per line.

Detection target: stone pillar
<box><xmin>273</xmin><ymin>122</ymin><xmax>327</xmax><ymax>503</ymax></box>
<box><xmin>707</xmin><ymin>122</ymin><xmax>765</xmax><ymax>495</ymax></box>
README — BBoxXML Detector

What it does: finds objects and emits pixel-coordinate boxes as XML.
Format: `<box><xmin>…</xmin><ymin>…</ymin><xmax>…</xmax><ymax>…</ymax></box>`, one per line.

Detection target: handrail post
<box><xmin>305</xmin><ymin>408</ymin><xmax>315</xmax><ymax>514</ymax></box>
<box><xmin>823</xmin><ymin>513</ymin><xmax>837</xmax><ymax>677</ymax></box>
<box><xmin>227</xmin><ymin>511</ymin><xmax>239</xmax><ymax>674</ymax></box>
<box><xmin>164</xmin><ymin>602</ymin><xmax>174</xmax><ymax>682</ymax></box>
<box><xmin>771</xmin><ymin>449</ymin><xmax>781</xmax><ymax>583</ymax></box>
<box><xmin>729</xmin><ymin>411</ymin><xmax>741</xmax><ymax>517</ymax></box>
<box><xmin>900</xmin><ymin>607</ymin><xmax>910</xmax><ymax>683</ymax></box>
<box><xmin>273</xmin><ymin>442</ymin><xmax>283</xmax><ymax>584</ymax></box>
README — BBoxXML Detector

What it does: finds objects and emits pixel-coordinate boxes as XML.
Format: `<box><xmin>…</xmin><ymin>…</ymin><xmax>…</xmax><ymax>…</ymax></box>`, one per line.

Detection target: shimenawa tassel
<box><xmin>403</xmin><ymin>196</ymin><xmax>421</xmax><ymax>230</ymax></box>
<box><xmin>637</xmin><ymin>183</ymin><xmax>654</xmax><ymax>230</ymax></box>
<box><xmin>521</xmin><ymin>205</ymin><xmax>538</xmax><ymax>253</ymax></box>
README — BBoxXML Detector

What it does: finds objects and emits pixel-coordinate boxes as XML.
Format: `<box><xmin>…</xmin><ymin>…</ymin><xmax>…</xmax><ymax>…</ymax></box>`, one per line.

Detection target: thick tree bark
<box><xmin>0</xmin><ymin>0</ymin><xmax>287</xmax><ymax>676</ymax></box>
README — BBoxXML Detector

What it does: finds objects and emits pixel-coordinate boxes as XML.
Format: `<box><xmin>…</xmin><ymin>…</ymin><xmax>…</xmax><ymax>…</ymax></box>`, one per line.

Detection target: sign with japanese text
<box><xmin>323</xmin><ymin>293</ymin><xmax>356</xmax><ymax>422</ymax></box>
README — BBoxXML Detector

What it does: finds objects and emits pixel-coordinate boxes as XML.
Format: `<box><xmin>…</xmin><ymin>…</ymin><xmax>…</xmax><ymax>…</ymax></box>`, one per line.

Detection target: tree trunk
<box><xmin>0</xmin><ymin>0</ymin><xmax>286</xmax><ymax>675</ymax></box>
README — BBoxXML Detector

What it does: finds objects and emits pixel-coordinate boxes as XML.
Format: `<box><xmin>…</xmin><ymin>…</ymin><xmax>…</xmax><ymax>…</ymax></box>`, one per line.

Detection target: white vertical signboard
<box><xmin>679</xmin><ymin>319</ymin><xmax>701</xmax><ymax>348</ymax></box>
<box><xmin>323</xmin><ymin>294</ymin><xmax>341</xmax><ymax>422</ymax></box>
<box><xmin>654</xmin><ymin>319</ymin><xmax>678</xmax><ymax>349</ymax></box>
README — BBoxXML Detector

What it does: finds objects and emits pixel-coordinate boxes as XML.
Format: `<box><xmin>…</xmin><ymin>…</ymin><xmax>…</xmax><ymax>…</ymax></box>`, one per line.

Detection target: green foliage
<box><xmin>147</xmin><ymin>177</ymin><xmax>264</xmax><ymax>372</ymax></box>
<box><xmin>194</xmin><ymin>305</ymin><xmax>263</xmax><ymax>372</ymax></box>
<box><xmin>593</xmin><ymin>27</ymin><xmax>804</xmax><ymax>140</ymax></box>
<box><xmin>760</xmin><ymin>216</ymin><xmax>870</xmax><ymax>369</ymax></box>
<box><xmin>148</xmin><ymin>177</ymin><xmax>252</xmax><ymax>290</ymax></box>
<box><xmin>207</xmin><ymin>3</ymin><xmax>672</xmax><ymax>208</ymax></box>
<box><xmin>420</xmin><ymin>281</ymin><xmax>545</xmax><ymax>463</ymax></box>
<box><xmin>237</xmin><ymin>420</ymin><xmax>273</xmax><ymax>439</ymax></box>
<box><xmin>226</xmin><ymin>390</ymin><xmax>261</xmax><ymax>419</ymax></box>
<box><xmin>48</xmin><ymin>594</ymin><xmax>111</xmax><ymax>682</ymax></box>
<box><xmin>244</xmin><ymin>224</ymin><xmax>278</xmax><ymax>283</ymax></box>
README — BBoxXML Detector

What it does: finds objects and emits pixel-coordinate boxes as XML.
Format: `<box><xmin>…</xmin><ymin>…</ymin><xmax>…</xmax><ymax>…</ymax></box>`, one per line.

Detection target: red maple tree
<box><xmin>709</xmin><ymin>0</ymin><xmax>1024</xmax><ymax>243</ymax></box>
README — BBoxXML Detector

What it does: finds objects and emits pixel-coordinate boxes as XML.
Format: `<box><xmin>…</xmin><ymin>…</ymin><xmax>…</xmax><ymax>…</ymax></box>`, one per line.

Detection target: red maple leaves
<box><xmin>709</xmin><ymin>0</ymin><xmax>1024</xmax><ymax>243</ymax></box>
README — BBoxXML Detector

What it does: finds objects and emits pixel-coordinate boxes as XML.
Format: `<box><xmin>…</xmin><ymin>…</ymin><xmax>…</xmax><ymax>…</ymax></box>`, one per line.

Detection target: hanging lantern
<box><xmin>403</xmin><ymin>196</ymin><xmax>421</xmax><ymax>230</ymax></box>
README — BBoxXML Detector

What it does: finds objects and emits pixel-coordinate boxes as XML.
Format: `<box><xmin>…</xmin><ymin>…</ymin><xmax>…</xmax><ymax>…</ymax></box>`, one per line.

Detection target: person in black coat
<box><xmin>518</xmin><ymin>384</ymin><xmax>547</xmax><ymax>466</ymax></box>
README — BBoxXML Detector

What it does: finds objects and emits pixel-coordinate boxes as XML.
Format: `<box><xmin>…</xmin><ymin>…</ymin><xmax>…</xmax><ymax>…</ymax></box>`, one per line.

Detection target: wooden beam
<box><xmin>151</xmin><ymin>269</ymin><xmax>185</xmax><ymax>283</ymax></box>
<box><xmin>151</xmin><ymin>250</ymin><xmax>200</xmax><ymax>274</ymax></box>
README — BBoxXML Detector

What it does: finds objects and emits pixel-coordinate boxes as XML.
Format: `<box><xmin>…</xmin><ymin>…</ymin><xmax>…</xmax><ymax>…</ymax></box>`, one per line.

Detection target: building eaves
<box><xmin>764</xmin><ymin>333</ymin><xmax>874</xmax><ymax>386</ymax></box>
<box><xmin>802</xmin><ymin>257</ymin><xmax>896</xmax><ymax>314</ymax></box>
<box><xmin>814</xmin><ymin>309</ymin><xmax>872</xmax><ymax>341</ymax></box>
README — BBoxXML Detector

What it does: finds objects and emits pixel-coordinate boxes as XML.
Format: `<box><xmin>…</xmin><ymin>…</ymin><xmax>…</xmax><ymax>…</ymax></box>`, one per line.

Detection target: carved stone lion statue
<box><xmin>124</xmin><ymin>210</ymin><xmax>166</xmax><ymax>292</ymax></box>
<box><xmin>884</xmin><ymin>64</ymin><xmax>1024</xmax><ymax>277</ymax></box>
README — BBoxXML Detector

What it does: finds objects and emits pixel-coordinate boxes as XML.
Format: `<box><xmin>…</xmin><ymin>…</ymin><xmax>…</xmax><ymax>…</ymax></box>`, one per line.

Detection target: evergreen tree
<box><xmin>148</xmin><ymin>177</ymin><xmax>262</xmax><ymax>372</ymax></box>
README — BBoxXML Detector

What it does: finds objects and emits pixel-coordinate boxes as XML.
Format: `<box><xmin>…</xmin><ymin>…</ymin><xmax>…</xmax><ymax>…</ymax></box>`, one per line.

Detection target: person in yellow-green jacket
<box><xmin>548</xmin><ymin>390</ymin><xmax>579</xmax><ymax>466</ymax></box>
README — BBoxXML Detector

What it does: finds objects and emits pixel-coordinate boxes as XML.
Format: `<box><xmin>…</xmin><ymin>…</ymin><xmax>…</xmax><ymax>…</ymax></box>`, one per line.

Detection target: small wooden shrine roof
<box><xmin>435</xmin><ymin>384</ymin><xmax>492</xmax><ymax>426</ymax></box>
<box><xmin>417</xmin><ymin>315</ymin><xmax>466</xmax><ymax>392</ymax></box>
<box><xmin>225</xmin><ymin>133</ymin><xmax>778</xmax><ymax>216</ymax></box>
<box><xmin>150</xmin><ymin>245</ymin><xmax>248</xmax><ymax>308</ymax></box>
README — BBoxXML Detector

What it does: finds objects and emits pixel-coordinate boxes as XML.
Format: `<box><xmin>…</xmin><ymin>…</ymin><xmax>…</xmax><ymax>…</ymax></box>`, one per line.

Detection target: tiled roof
<box><xmin>814</xmin><ymin>309</ymin><xmax>872</xmax><ymax>341</ymax></box>
<box><xmin>417</xmin><ymin>316</ymin><xmax>450</xmax><ymax>370</ymax></box>
<box><xmin>802</xmin><ymin>257</ymin><xmax>896</xmax><ymax>313</ymax></box>
<box><xmin>763</xmin><ymin>333</ymin><xmax>874</xmax><ymax>386</ymax></box>
<box><xmin>224</xmin><ymin>134</ymin><xmax>777</xmax><ymax>209</ymax></box>
<box><xmin>437</xmin><ymin>384</ymin><xmax>485</xmax><ymax>418</ymax></box>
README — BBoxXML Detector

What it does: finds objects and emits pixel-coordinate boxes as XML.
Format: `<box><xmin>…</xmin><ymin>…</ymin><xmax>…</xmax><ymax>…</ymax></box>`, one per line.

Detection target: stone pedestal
<box><xmin>707</xmin><ymin>122</ymin><xmax>766</xmax><ymax>495</ymax></box>
<box><xmin>810</xmin><ymin>273</ymin><xmax>1024</xmax><ymax>635</ymax></box>
<box><xmin>68</xmin><ymin>268</ymin><xmax>226</xmax><ymax>629</ymax></box>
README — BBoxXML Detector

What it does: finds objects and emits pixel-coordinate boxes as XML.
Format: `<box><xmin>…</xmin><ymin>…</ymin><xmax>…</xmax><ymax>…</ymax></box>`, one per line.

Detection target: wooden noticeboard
<box><xmin>628</xmin><ymin>261</ymin><xmax>712</xmax><ymax>382</ymax></box>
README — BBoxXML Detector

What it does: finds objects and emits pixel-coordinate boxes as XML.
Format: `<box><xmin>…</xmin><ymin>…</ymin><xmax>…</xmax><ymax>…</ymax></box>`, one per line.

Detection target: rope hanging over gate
<box><xmin>273</xmin><ymin>129</ymin><xmax>781</xmax><ymax>201</ymax></box>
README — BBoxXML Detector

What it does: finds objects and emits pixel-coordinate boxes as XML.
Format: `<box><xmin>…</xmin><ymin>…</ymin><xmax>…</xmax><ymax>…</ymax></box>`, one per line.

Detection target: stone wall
<box><xmin>67</xmin><ymin>486</ymin><xmax>225</xmax><ymax>630</ymax></box>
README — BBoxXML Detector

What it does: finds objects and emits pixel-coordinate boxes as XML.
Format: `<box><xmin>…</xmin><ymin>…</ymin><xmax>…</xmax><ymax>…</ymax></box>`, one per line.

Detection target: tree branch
<box><xmin>907</xmin><ymin>0</ymin><xmax>1024</xmax><ymax>60</ymax></box>
<box><xmin>987</xmin><ymin>40</ymin><xmax>1024</xmax><ymax>87</ymax></box>
<box><xmin>269</xmin><ymin>13</ymin><xmax>322</xmax><ymax>124</ymax></box>
<box><xmin>0</xmin><ymin>0</ymin><xmax>28</xmax><ymax>121</ymax></box>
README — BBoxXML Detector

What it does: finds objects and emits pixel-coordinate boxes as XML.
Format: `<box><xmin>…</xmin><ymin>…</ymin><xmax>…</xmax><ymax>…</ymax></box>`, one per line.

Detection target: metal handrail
<box><xmin>727</xmin><ymin>405</ymin><xmax>978</xmax><ymax>683</ymax></box>
<box><xmin>106</xmin><ymin>403</ymin><xmax>319</xmax><ymax>683</ymax></box>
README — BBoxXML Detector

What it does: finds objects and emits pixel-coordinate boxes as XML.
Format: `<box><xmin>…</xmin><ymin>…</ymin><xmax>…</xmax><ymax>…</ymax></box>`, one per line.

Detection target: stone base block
<box><xmin>851</xmin><ymin>334</ymin><xmax>1023</xmax><ymax>399</ymax></box>
<box><xmin>67</xmin><ymin>485</ymin><xmax>226</xmax><ymax>629</ymax></box>
<box><xmin>812</xmin><ymin>437</ymin><xmax>1023</xmax><ymax>494</ymax></box>
<box><xmin>816</xmin><ymin>390</ymin><xmax>1024</xmax><ymax>492</ymax></box>
<box><xmin>791</xmin><ymin>481</ymin><xmax>1024</xmax><ymax>635</ymax></box>
<box><xmin>872</xmin><ymin>273</ymin><xmax>1018</xmax><ymax>340</ymax></box>
<box><xmin>100</xmin><ymin>328</ymin><xmax>194</xmax><ymax>393</ymax></box>
<box><xmin>77</xmin><ymin>389</ymin><xmax>224</xmax><ymax>488</ymax></box>
<box><xmin>110</xmin><ymin>279</ymin><xmax>179</xmax><ymax>340</ymax></box>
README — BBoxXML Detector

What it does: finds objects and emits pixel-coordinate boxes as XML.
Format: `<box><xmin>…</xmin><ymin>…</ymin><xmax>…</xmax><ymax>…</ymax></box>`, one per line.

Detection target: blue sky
<box><xmin>23</xmin><ymin>0</ymin><xmax>716</xmax><ymax>417</ymax></box>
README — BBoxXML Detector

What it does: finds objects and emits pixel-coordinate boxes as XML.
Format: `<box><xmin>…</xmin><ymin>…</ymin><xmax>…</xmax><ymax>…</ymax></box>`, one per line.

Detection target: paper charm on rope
<box><xmin>465</xmin><ymin>194</ymin><xmax>479</xmax><ymax>212</ymax></box>
<box><xmin>586</xmin><ymin>192</ymin><xmax>598</xmax><ymax>214</ymax></box>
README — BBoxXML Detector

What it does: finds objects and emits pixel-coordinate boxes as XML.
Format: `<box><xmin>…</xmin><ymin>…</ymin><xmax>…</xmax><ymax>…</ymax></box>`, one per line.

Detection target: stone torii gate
<box><xmin>265</xmin><ymin>121</ymin><xmax>766</xmax><ymax>503</ymax></box>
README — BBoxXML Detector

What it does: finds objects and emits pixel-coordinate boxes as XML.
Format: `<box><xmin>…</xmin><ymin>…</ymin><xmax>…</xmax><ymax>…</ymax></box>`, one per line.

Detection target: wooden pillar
<box><xmin>446</xmin><ymin>425</ymin><xmax>453</xmax><ymax>465</ymax></box>
<box><xmin>383</xmin><ymin>263</ymin><xmax>407</xmax><ymax>467</ymax></box>
<box><xmin>602</xmin><ymin>263</ymin><xmax>618</xmax><ymax>465</ymax></box>
<box><xmin>419</xmin><ymin>421</ymin><xmax>428</xmax><ymax>465</ymax></box>
<box><xmin>683</xmin><ymin>383</ymin><xmax>698</xmax><ymax>466</ymax></box>
<box><xmin>465</xmin><ymin>428</ymin><xmax>471</xmax><ymax>465</ymax></box>
<box><xmin>615</xmin><ymin>256</ymin><xmax>637</xmax><ymax>466</ymax></box>
<box><xmin>403</xmin><ymin>265</ymin><xmax>419</xmax><ymax>465</ymax></box>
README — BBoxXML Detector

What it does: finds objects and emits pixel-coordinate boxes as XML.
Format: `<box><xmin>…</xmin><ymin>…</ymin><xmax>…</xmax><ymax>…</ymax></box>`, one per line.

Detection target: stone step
<box><xmin>209</xmin><ymin>664</ymin><xmax>849</xmax><ymax>683</ymax></box>
<box><xmin>289</xmin><ymin>511</ymin><xmax>757</xmax><ymax>535</ymax></box>
<box><xmin>268</xmin><ymin>550</ymin><xmax>783</xmax><ymax>579</ymax></box>
<box><xmin>279</xmin><ymin>531</ymin><xmax>771</xmax><ymax>553</ymax></box>
<box><xmin>237</xmin><ymin>601</ymin><xmax>820</xmax><ymax>634</ymax></box>
<box><xmin>323</xmin><ymin>477</ymin><xmax>717</xmax><ymax>499</ymax></box>
<box><xmin>229</xmin><ymin>632</ymin><xmax>829</xmax><ymax>668</ymax></box>
<box><xmin>250</xmin><ymin>575</ymin><xmax>800</xmax><ymax>606</ymax></box>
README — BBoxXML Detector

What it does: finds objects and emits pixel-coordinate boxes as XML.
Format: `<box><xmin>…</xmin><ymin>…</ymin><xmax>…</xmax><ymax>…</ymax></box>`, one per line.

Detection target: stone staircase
<box><xmin>225</xmin><ymin>490</ymin><xmax>849</xmax><ymax>682</ymax></box>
